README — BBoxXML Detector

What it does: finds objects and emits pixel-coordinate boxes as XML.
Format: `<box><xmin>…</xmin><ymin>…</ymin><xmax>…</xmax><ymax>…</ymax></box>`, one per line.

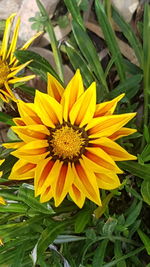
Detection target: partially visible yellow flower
<box><xmin>3</xmin><ymin>70</ymin><xmax>137</xmax><ymax>208</ymax></box>
<box><xmin>0</xmin><ymin>196</ymin><xmax>6</xmax><ymax>205</ymax></box>
<box><xmin>0</xmin><ymin>238</ymin><xmax>4</xmax><ymax>246</ymax></box>
<box><xmin>0</xmin><ymin>13</ymin><xmax>41</xmax><ymax>102</ymax></box>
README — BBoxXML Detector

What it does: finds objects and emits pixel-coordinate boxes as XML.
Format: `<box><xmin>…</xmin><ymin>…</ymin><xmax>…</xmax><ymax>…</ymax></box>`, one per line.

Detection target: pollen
<box><xmin>50</xmin><ymin>125</ymin><xmax>85</xmax><ymax>160</ymax></box>
<box><xmin>0</xmin><ymin>60</ymin><xmax>10</xmax><ymax>86</ymax></box>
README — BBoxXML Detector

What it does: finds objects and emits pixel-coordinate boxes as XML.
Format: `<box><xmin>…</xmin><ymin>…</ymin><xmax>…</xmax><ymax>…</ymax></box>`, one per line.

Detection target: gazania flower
<box><xmin>3</xmin><ymin>70</ymin><xmax>137</xmax><ymax>208</ymax></box>
<box><xmin>0</xmin><ymin>13</ymin><xmax>41</xmax><ymax>102</ymax></box>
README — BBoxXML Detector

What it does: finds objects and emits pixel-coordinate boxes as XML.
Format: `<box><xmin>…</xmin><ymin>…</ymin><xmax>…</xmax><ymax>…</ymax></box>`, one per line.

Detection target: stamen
<box><xmin>47</xmin><ymin>123</ymin><xmax>89</xmax><ymax>162</ymax></box>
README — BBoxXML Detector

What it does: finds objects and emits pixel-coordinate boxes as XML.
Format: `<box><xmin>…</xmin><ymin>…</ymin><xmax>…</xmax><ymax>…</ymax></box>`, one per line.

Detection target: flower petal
<box><xmin>69</xmin><ymin>184</ymin><xmax>85</xmax><ymax>208</ymax></box>
<box><xmin>3</xmin><ymin>141</ymin><xmax>25</xmax><ymax>149</ymax></box>
<box><xmin>109</xmin><ymin>127</ymin><xmax>137</xmax><ymax>140</ymax></box>
<box><xmin>0</xmin><ymin>196</ymin><xmax>6</xmax><ymax>205</ymax></box>
<box><xmin>34</xmin><ymin>90</ymin><xmax>63</xmax><ymax>127</ymax></box>
<box><xmin>47</xmin><ymin>72</ymin><xmax>64</xmax><ymax>102</ymax></box>
<box><xmin>11</xmin><ymin>124</ymin><xmax>49</xmax><ymax>143</ymax></box>
<box><xmin>17</xmin><ymin>100</ymin><xmax>42</xmax><ymax>125</ymax></box>
<box><xmin>9</xmin><ymin>159</ymin><xmax>36</xmax><ymax>180</ymax></box>
<box><xmin>73</xmin><ymin>161</ymin><xmax>101</xmax><ymax>206</ymax></box>
<box><xmin>0</xmin><ymin>13</ymin><xmax>16</xmax><ymax>60</ymax></box>
<box><xmin>84</xmin><ymin>147</ymin><xmax>123</xmax><ymax>173</ymax></box>
<box><xmin>94</xmin><ymin>94</ymin><xmax>125</xmax><ymax>117</ymax></box>
<box><xmin>95</xmin><ymin>172</ymin><xmax>121</xmax><ymax>190</ymax></box>
<box><xmin>6</xmin><ymin>17</ymin><xmax>20</xmax><ymax>63</ymax></box>
<box><xmin>8</xmin><ymin>75</ymin><xmax>35</xmax><ymax>84</ymax></box>
<box><xmin>40</xmin><ymin>186</ymin><xmax>53</xmax><ymax>203</ymax></box>
<box><xmin>86</xmin><ymin>113</ymin><xmax>136</xmax><ymax>138</ymax></box>
<box><xmin>91</xmin><ymin>137</ymin><xmax>137</xmax><ymax>161</ymax></box>
<box><xmin>52</xmin><ymin>163</ymin><xmax>75</xmax><ymax>207</ymax></box>
<box><xmin>35</xmin><ymin>157</ymin><xmax>54</xmax><ymax>196</ymax></box>
<box><xmin>11</xmin><ymin>140</ymin><xmax>49</xmax><ymax>163</ymax></box>
<box><xmin>61</xmin><ymin>69</ymin><xmax>84</xmax><ymax>121</ymax></box>
<box><xmin>69</xmin><ymin>82</ymin><xmax>96</xmax><ymax>127</ymax></box>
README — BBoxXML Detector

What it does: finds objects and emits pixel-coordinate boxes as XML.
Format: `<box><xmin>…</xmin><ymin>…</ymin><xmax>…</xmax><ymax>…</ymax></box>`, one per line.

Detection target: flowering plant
<box><xmin>0</xmin><ymin>0</ymin><xmax>150</xmax><ymax>266</ymax></box>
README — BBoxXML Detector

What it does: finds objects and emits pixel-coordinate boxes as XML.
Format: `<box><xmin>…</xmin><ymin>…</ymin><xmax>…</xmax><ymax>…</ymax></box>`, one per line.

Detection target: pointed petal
<box><xmin>0</xmin><ymin>92</ymin><xmax>9</xmax><ymax>102</ymax></box>
<box><xmin>94</xmin><ymin>94</ymin><xmax>125</xmax><ymax>117</ymax></box>
<box><xmin>11</xmin><ymin>140</ymin><xmax>49</xmax><ymax>163</ymax></box>
<box><xmin>95</xmin><ymin>172</ymin><xmax>121</xmax><ymax>190</ymax></box>
<box><xmin>3</xmin><ymin>141</ymin><xmax>25</xmax><ymax>149</ymax></box>
<box><xmin>34</xmin><ymin>90</ymin><xmax>63</xmax><ymax>127</ymax></box>
<box><xmin>91</xmin><ymin>137</ymin><xmax>137</xmax><ymax>161</ymax></box>
<box><xmin>69</xmin><ymin>82</ymin><xmax>96</xmax><ymax>127</ymax></box>
<box><xmin>4</xmin><ymin>82</ymin><xmax>16</xmax><ymax>101</ymax></box>
<box><xmin>13</xmin><ymin>118</ymin><xmax>26</xmax><ymax>126</ymax></box>
<box><xmin>86</xmin><ymin>113</ymin><xmax>136</xmax><ymax>138</ymax></box>
<box><xmin>61</xmin><ymin>69</ymin><xmax>84</xmax><ymax>121</ymax></box>
<box><xmin>8</xmin><ymin>60</ymin><xmax>32</xmax><ymax>78</ymax></box>
<box><xmin>1</xmin><ymin>13</ymin><xmax>16</xmax><ymax>60</ymax></box>
<box><xmin>52</xmin><ymin>163</ymin><xmax>74</xmax><ymax>207</ymax></box>
<box><xmin>9</xmin><ymin>159</ymin><xmax>36</xmax><ymax>180</ymax></box>
<box><xmin>11</xmin><ymin>124</ymin><xmax>49</xmax><ymax>143</ymax></box>
<box><xmin>39</xmin><ymin>160</ymin><xmax>63</xmax><ymax>196</ymax></box>
<box><xmin>6</xmin><ymin>17</ymin><xmax>20</xmax><ymax>62</ymax></box>
<box><xmin>40</xmin><ymin>186</ymin><xmax>53</xmax><ymax>203</ymax></box>
<box><xmin>34</xmin><ymin>157</ymin><xmax>54</xmax><ymax>196</ymax></box>
<box><xmin>47</xmin><ymin>72</ymin><xmax>64</xmax><ymax>102</ymax></box>
<box><xmin>8</xmin><ymin>74</ymin><xmax>35</xmax><ymax>84</ymax></box>
<box><xmin>17</xmin><ymin>100</ymin><xmax>42</xmax><ymax>125</ymax></box>
<box><xmin>109</xmin><ymin>127</ymin><xmax>137</xmax><ymax>140</ymax></box>
<box><xmin>73</xmin><ymin>161</ymin><xmax>101</xmax><ymax>206</ymax></box>
<box><xmin>69</xmin><ymin>184</ymin><xmax>85</xmax><ymax>208</ymax></box>
<box><xmin>85</xmin><ymin>147</ymin><xmax>123</xmax><ymax>173</ymax></box>
<box><xmin>0</xmin><ymin>197</ymin><xmax>6</xmax><ymax>205</ymax></box>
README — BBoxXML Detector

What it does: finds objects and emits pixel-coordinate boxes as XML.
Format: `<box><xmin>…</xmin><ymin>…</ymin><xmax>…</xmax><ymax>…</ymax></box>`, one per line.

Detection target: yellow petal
<box><xmin>8</xmin><ymin>60</ymin><xmax>32</xmax><ymax>78</ymax></box>
<box><xmin>11</xmin><ymin>124</ymin><xmax>49</xmax><ymax>143</ymax></box>
<box><xmin>39</xmin><ymin>160</ymin><xmax>63</xmax><ymax>196</ymax></box>
<box><xmin>69</xmin><ymin>82</ymin><xmax>96</xmax><ymax>127</ymax></box>
<box><xmin>17</xmin><ymin>100</ymin><xmax>42</xmax><ymax>125</ymax></box>
<box><xmin>8</xmin><ymin>75</ymin><xmax>35</xmax><ymax>84</ymax></box>
<box><xmin>21</xmin><ymin>31</ymin><xmax>43</xmax><ymax>50</ymax></box>
<box><xmin>9</xmin><ymin>159</ymin><xmax>36</xmax><ymax>180</ymax></box>
<box><xmin>91</xmin><ymin>137</ymin><xmax>137</xmax><ymax>161</ymax></box>
<box><xmin>109</xmin><ymin>127</ymin><xmax>137</xmax><ymax>140</ymax></box>
<box><xmin>94</xmin><ymin>94</ymin><xmax>125</xmax><ymax>117</ymax></box>
<box><xmin>73</xmin><ymin>161</ymin><xmax>101</xmax><ymax>206</ymax></box>
<box><xmin>95</xmin><ymin>172</ymin><xmax>121</xmax><ymax>190</ymax></box>
<box><xmin>69</xmin><ymin>184</ymin><xmax>85</xmax><ymax>208</ymax></box>
<box><xmin>3</xmin><ymin>141</ymin><xmax>25</xmax><ymax>149</ymax></box>
<box><xmin>4</xmin><ymin>82</ymin><xmax>16</xmax><ymax>102</ymax></box>
<box><xmin>61</xmin><ymin>69</ymin><xmax>84</xmax><ymax>121</ymax></box>
<box><xmin>6</xmin><ymin>17</ymin><xmax>20</xmax><ymax>63</ymax></box>
<box><xmin>40</xmin><ymin>186</ymin><xmax>53</xmax><ymax>203</ymax></box>
<box><xmin>34</xmin><ymin>90</ymin><xmax>63</xmax><ymax>127</ymax></box>
<box><xmin>0</xmin><ymin>196</ymin><xmax>6</xmax><ymax>205</ymax></box>
<box><xmin>11</xmin><ymin>140</ymin><xmax>49</xmax><ymax>163</ymax></box>
<box><xmin>34</xmin><ymin>157</ymin><xmax>54</xmax><ymax>196</ymax></box>
<box><xmin>0</xmin><ymin>92</ymin><xmax>9</xmax><ymax>102</ymax></box>
<box><xmin>0</xmin><ymin>13</ymin><xmax>16</xmax><ymax>60</ymax></box>
<box><xmin>52</xmin><ymin>163</ymin><xmax>75</xmax><ymax>207</ymax></box>
<box><xmin>13</xmin><ymin>118</ymin><xmax>26</xmax><ymax>126</ymax></box>
<box><xmin>85</xmin><ymin>147</ymin><xmax>123</xmax><ymax>173</ymax></box>
<box><xmin>47</xmin><ymin>72</ymin><xmax>64</xmax><ymax>102</ymax></box>
<box><xmin>86</xmin><ymin>113</ymin><xmax>136</xmax><ymax>138</ymax></box>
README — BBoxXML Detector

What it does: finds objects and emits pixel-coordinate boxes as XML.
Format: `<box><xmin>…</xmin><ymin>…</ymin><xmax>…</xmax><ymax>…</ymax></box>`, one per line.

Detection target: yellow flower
<box><xmin>0</xmin><ymin>13</ymin><xmax>41</xmax><ymax>102</ymax></box>
<box><xmin>3</xmin><ymin>70</ymin><xmax>137</xmax><ymax>208</ymax></box>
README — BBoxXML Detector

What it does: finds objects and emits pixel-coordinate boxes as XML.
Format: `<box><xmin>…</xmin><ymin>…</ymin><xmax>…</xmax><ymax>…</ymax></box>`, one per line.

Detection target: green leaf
<box><xmin>0</xmin><ymin>203</ymin><xmax>28</xmax><ymax>213</ymax></box>
<box><xmin>125</xmin><ymin>201</ymin><xmax>142</xmax><ymax>227</ymax></box>
<box><xmin>92</xmin><ymin>239</ymin><xmax>108</xmax><ymax>267</ymax></box>
<box><xmin>102</xmin><ymin>218</ymin><xmax>117</xmax><ymax>236</ymax></box>
<box><xmin>65</xmin><ymin>44</ymin><xmax>94</xmax><ymax>87</ymax></box>
<box><xmin>0</xmin><ymin>111</ymin><xmax>14</xmax><ymax>125</ymax></box>
<box><xmin>75</xmin><ymin>210</ymin><xmax>91</xmax><ymax>233</ymax></box>
<box><xmin>72</xmin><ymin>20</ymin><xmax>108</xmax><ymax>99</ymax></box>
<box><xmin>11</xmin><ymin>245</ymin><xmax>25</xmax><ymax>267</ymax></box>
<box><xmin>54</xmin><ymin>235</ymin><xmax>86</xmax><ymax>244</ymax></box>
<box><xmin>37</xmin><ymin>221</ymin><xmax>68</xmax><ymax>255</ymax></box>
<box><xmin>140</xmin><ymin>144</ymin><xmax>150</xmax><ymax>163</ymax></box>
<box><xmin>64</xmin><ymin>0</ymin><xmax>83</xmax><ymax>28</ymax></box>
<box><xmin>114</xmin><ymin>241</ymin><xmax>126</xmax><ymax>267</ymax></box>
<box><xmin>118</xmin><ymin>161</ymin><xmax>150</xmax><ymax>180</ymax></box>
<box><xmin>14</xmin><ymin>50</ymin><xmax>61</xmax><ymax>83</ymax></box>
<box><xmin>95</xmin><ymin>0</ymin><xmax>125</xmax><ymax>82</ymax></box>
<box><xmin>18</xmin><ymin>184</ymin><xmax>54</xmax><ymax>214</ymax></box>
<box><xmin>112</xmin><ymin>7</ymin><xmax>143</xmax><ymax>66</ymax></box>
<box><xmin>108</xmin><ymin>74</ymin><xmax>143</xmax><ymax>100</ymax></box>
<box><xmin>141</xmin><ymin>180</ymin><xmax>150</xmax><ymax>205</ymax></box>
<box><xmin>138</xmin><ymin>229</ymin><xmax>150</xmax><ymax>255</ymax></box>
